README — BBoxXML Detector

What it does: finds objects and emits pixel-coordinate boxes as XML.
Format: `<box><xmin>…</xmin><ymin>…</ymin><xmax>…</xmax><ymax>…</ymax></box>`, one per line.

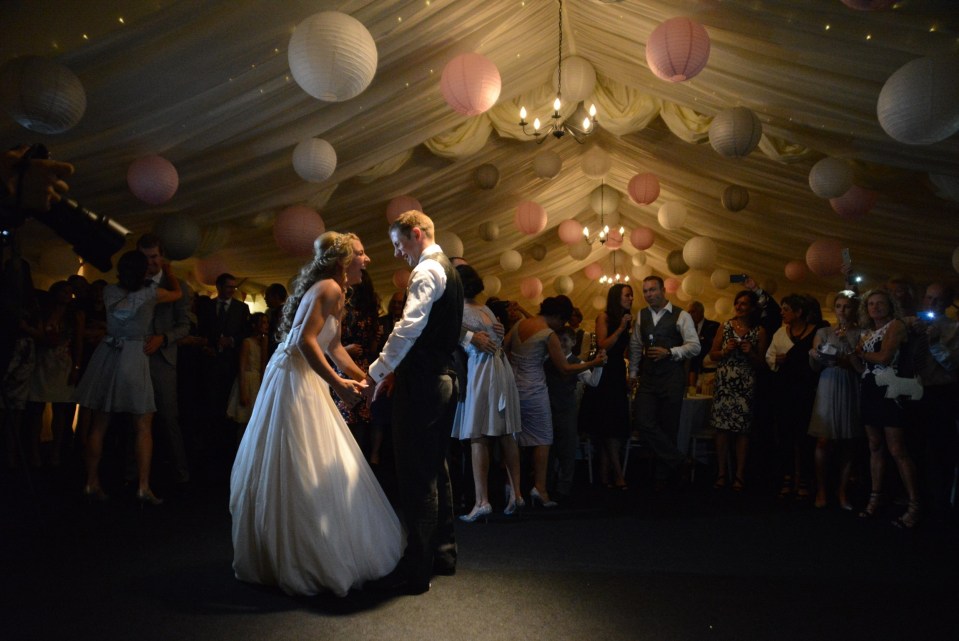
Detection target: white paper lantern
<box><xmin>558</xmin><ymin>219</ymin><xmax>584</xmax><ymax>245</ymax></box>
<box><xmin>392</xmin><ymin>269</ymin><xmax>410</xmax><ymax>289</ymax></box>
<box><xmin>808</xmin><ymin>158</ymin><xmax>853</xmax><ymax>199</ymax></box>
<box><xmin>483</xmin><ymin>275</ymin><xmax>502</xmax><ymax>296</ymax></box>
<box><xmin>478</xmin><ymin>221</ymin><xmax>500</xmax><ymax>241</ymax></box>
<box><xmin>474</xmin><ymin>163</ymin><xmax>500</xmax><ymax>189</ymax></box>
<box><xmin>592</xmin><ymin>295</ymin><xmax>607</xmax><ymax>311</ymax></box>
<box><xmin>292</xmin><ymin>138</ymin><xmax>337</xmax><ymax>183</ymax></box>
<box><xmin>500</xmin><ymin>249</ymin><xmax>523</xmax><ymax>272</ymax></box>
<box><xmin>520</xmin><ymin>277</ymin><xmax>543</xmax><ymax>300</ymax></box>
<box><xmin>0</xmin><ymin>56</ymin><xmax>86</xmax><ymax>134</ymax></box>
<box><xmin>552</xmin><ymin>55</ymin><xmax>596</xmax><ymax>103</ymax></box>
<box><xmin>515</xmin><ymin>201</ymin><xmax>548</xmax><ymax>235</ymax></box>
<box><xmin>590</xmin><ymin>185</ymin><xmax>621</xmax><ymax>216</ymax></box>
<box><xmin>274</xmin><ymin>205</ymin><xmax>326</xmax><ymax>256</ymax></box>
<box><xmin>646</xmin><ymin>18</ymin><xmax>711</xmax><ymax>83</ymax></box>
<box><xmin>709</xmin><ymin>107</ymin><xmax>763</xmax><ymax>158</ymax></box>
<box><xmin>658</xmin><ymin>201</ymin><xmax>687</xmax><ymax>230</ymax></box>
<box><xmin>440</xmin><ymin>53</ymin><xmax>502</xmax><ymax>116</ymax></box>
<box><xmin>569</xmin><ymin>242</ymin><xmax>591</xmax><ymax>260</ymax></box>
<box><xmin>533</xmin><ymin>150</ymin><xmax>562</xmax><ymax>179</ymax></box>
<box><xmin>554</xmin><ymin>275</ymin><xmax>574</xmax><ymax>295</ymax></box>
<box><xmin>605</xmin><ymin>229</ymin><xmax>624</xmax><ymax>251</ymax></box>
<box><xmin>154</xmin><ymin>215</ymin><xmax>201</xmax><ymax>261</ymax></box>
<box><xmin>682</xmin><ymin>271</ymin><xmax>706</xmax><ymax>296</ymax></box>
<box><xmin>435</xmin><ymin>231</ymin><xmax>464</xmax><ymax>259</ymax></box>
<box><xmin>711</xmin><ymin>269</ymin><xmax>731</xmax><ymax>290</ymax></box>
<box><xmin>683</xmin><ymin>237</ymin><xmax>717</xmax><ymax>270</ymax></box>
<box><xmin>667</xmin><ymin>250</ymin><xmax>689</xmax><ymax>275</ymax></box>
<box><xmin>581</xmin><ymin>146</ymin><xmax>611</xmax><ymax>179</ymax></box>
<box><xmin>530</xmin><ymin>244</ymin><xmax>548</xmax><ymax>261</ymax></box>
<box><xmin>632</xmin><ymin>264</ymin><xmax>652</xmax><ymax>280</ymax></box>
<box><xmin>877</xmin><ymin>55</ymin><xmax>959</xmax><ymax>145</ymax></box>
<box><xmin>715</xmin><ymin>298</ymin><xmax>733</xmax><ymax>316</ymax></box>
<box><xmin>127</xmin><ymin>155</ymin><xmax>179</xmax><ymax>205</ymax></box>
<box><xmin>628</xmin><ymin>173</ymin><xmax>660</xmax><ymax>205</ymax></box>
<box><xmin>386</xmin><ymin>195</ymin><xmax>422</xmax><ymax>223</ymax></box>
<box><xmin>721</xmin><ymin>185</ymin><xmax>750</xmax><ymax>212</ymax></box>
<box><xmin>289</xmin><ymin>12</ymin><xmax>378</xmax><ymax>102</ymax></box>
<box><xmin>631</xmin><ymin>252</ymin><xmax>647</xmax><ymax>267</ymax></box>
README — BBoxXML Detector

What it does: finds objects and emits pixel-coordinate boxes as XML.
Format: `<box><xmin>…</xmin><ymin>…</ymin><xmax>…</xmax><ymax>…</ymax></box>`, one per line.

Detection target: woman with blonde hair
<box><xmin>230</xmin><ymin>232</ymin><xmax>403</xmax><ymax>596</ymax></box>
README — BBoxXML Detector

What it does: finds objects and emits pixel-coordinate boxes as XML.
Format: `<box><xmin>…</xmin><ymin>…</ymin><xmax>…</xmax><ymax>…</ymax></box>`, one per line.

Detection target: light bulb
<box><xmin>583</xmin><ymin>226</ymin><xmax>589</xmax><ymax>237</ymax></box>
<box><xmin>603</xmin><ymin>225</ymin><xmax>609</xmax><ymax>234</ymax></box>
<box><xmin>589</xmin><ymin>103</ymin><xmax>597</xmax><ymax>117</ymax></box>
<box><xmin>520</xmin><ymin>106</ymin><xmax>527</xmax><ymax>120</ymax></box>
<box><xmin>553</xmin><ymin>97</ymin><xmax>561</xmax><ymax>111</ymax></box>
<box><xmin>533</xmin><ymin>118</ymin><xmax>541</xmax><ymax>131</ymax></box>
<box><xmin>582</xmin><ymin>117</ymin><xmax>591</xmax><ymax>130</ymax></box>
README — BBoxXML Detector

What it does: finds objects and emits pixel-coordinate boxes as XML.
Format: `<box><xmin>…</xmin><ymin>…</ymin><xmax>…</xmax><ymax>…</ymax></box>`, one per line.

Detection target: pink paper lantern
<box><xmin>584</xmin><ymin>262</ymin><xmax>603</xmax><ymax>280</ymax></box>
<box><xmin>195</xmin><ymin>252</ymin><xmax>232</xmax><ymax>286</ymax></box>
<box><xmin>386</xmin><ymin>195</ymin><xmax>422</xmax><ymax>223</ymax></box>
<box><xmin>558</xmin><ymin>219</ymin><xmax>584</xmax><ymax>245</ymax></box>
<box><xmin>805</xmin><ymin>238</ymin><xmax>844</xmax><ymax>278</ymax></box>
<box><xmin>830</xmin><ymin>185</ymin><xmax>877</xmax><ymax>220</ymax></box>
<box><xmin>628</xmin><ymin>173</ymin><xmax>660</xmax><ymax>205</ymax></box>
<box><xmin>605</xmin><ymin>229</ymin><xmax>623</xmax><ymax>250</ymax></box>
<box><xmin>664</xmin><ymin>277</ymin><xmax>680</xmax><ymax>294</ymax></box>
<box><xmin>440</xmin><ymin>53</ymin><xmax>501</xmax><ymax>116</ymax></box>
<box><xmin>515</xmin><ymin>201</ymin><xmax>547</xmax><ymax>235</ymax></box>
<box><xmin>392</xmin><ymin>269</ymin><xmax>410</xmax><ymax>289</ymax></box>
<box><xmin>646</xmin><ymin>17</ymin><xmax>711</xmax><ymax>83</ymax></box>
<box><xmin>274</xmin><ymin>205</ymin><xmax>326</xmax><ymax>256</ymax></box>
<box><xmin>785</xmin><ymin>260</ymin><xmax>808</xmax><ymax>282</ymax></box>
<box><xmin>127</xmin><ymin>155</ymin><xmax>179</xmax><ymax>205</ymax></box>
<box><xmin>630</xmin><ymin>226</ymin><xmax>655</xmax><ymax>250</ymax></box>
<box><xmin>520</xmin><ymin>277</ymin><xmax>543</xmax><ymax>300</ymax></box>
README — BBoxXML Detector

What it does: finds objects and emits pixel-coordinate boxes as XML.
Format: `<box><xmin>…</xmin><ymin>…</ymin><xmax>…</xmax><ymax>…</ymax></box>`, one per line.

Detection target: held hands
<box><xmin>336</xmin><ymin>377</ymin><xmax>368</xmax><ymax>407</ymax></box>
<box><xmin>471</xmin><ymin>331</ymin><xmax>496</xmax><ymax>354</ymax></box>
<box><xmin>592</xmin><ymin>348</ymin><xmax>607</xmax><ymax>366</ymax></box>
<box><xmin>371</xmin><ymin>372</ymin><xmax>395</xmax><ymax>404</ymax></box>
<box><xmin>143</xmin><ymin>334</ymin><xmax>165</xmax><ymax>355</ymax></box>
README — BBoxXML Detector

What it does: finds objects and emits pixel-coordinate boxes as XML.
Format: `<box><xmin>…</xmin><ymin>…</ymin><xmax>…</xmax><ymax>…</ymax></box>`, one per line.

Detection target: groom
<box><xmin>367</xmin><ymin>210</ymin><xmax>464</xmax><ymax>595</ymax></box>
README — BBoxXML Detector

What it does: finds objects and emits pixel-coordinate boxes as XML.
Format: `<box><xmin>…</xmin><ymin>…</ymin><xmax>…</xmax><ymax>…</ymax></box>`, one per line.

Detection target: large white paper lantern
<box><xmin>830</xmin><ymin>185</ymin><xmax>876</xmax><ymax>220</ymax></box>
<box><xmin>715</xmin><ymin>298</ymin><xmax>733</xmax><ymax>317</ymax></box>
<box><xmin>483</xmin><ymin>275</ymin><xmax>502</xmax><ymax>296</ymax></box>
<box><xmin>0</xmin><ymin>56</ymin><xmax>86</xmax><ymax>134</ymax></box>
<box><xmin>515</xmin><ymin>201</ymin><xmax>548</xmax><ymax>235</ymax></box>
<box><xmin>809</xmin><ymin>158</ymin><xmax>853</xmax><ymax>199</ymax></box>
<box><xmin>806</xmin><ymin>238</ymin><xmax>844</xmax><ymax>277</ymax></box>
<box><xmin>435</xmin><ymin>231</ymin><xmax>464</xmax><ymax>258</ymax></box>
<box><xmin>127</xmin><ymin>155</ymin><xmax>179</xmax><ymax>205</ymax></box>
<box><xmin>785</xmin><ymin>260</ymin><xmax>808</xmax><ymax>282</ymax></box>
<box><xmin>630</xmin><ymin>226</ymin><xmax>655</xmax><ymax>250</ymax></box>
<box><xmin>440</xmin><ymin>53</ymin><xmax>502</xmax><ymax>116</ymax></box>
<box><xmin>154</xmin><ymin>215</ymin><xmax>200</xmax><ymax>261</ymax></box>
<box><xmin>877</xmin><ymin>55</ymin><xmax>959</xmax><ymax>145</ymax></box>
<box><xmin>554</xmin><ymin>275</ymin><xmax>574</xmax><ymax>295</ymax></box>
<box><xmin>569</xmin><ymin>242</ymin><xmax>591</xmax><ymax>260</ymax></box>
<box><xmin>721</xmin><ymin>185</ymin><xmax>750</xmax><ymax>212</ymax></box>
<box><xmin>478</xmin><ymin>221</ymin><xmax>500</xmax><ymax>241</ymax></box>
<box><xmin>658</xmin><ymin>201</ymin><xmax>687</xmax><ymax>230</ymax></box>
<box><xmin>590</xmin><ymin>185</ymin><xmax>621</xmax><ymax>216</ymax></box>
<box><xmin>667</xmin><ymin>249</ymin><xmax>689</xmax><ymax>275</ymax></box>
<box><xmin>683</xmin><ymin>236</ymin><xmax>717</xmax><ymax>270</ymax></box>
<box><xmin>682</xmin><ymin>271</ymin><xmax>706</xmax><ymax>296</ymax></box>
<box><xmin>709</xmin><ymin>107</ymin><xmax>763</xmax><ymax>158</ymax></box>
<box><xmin>552</xmin><ymin>56</ymin><xmax>596</xmax><ymax>103</ymax></box>
<box><xmin>558</xmin><ymin>219</ymin><xmax>584</xmax><ymax>245</ymax></box>
<box><xmin>274</xmin><ymin>205</ymin><xmax>325</xmax><ymax>256</ymax></box>
<box><xmin>646</xmin><ymin>17</ymin><xmax>711</xmax><ymax>83</ymax></box>
<box><xmin>530</xmin><ymin>244</ymin><xmax>548</xmax><ymax>261</ymax></box>
<box><xmin>584</xmin><ymin>262</ymin><xmax>603</xmax><ymax>280</ymax></box>
<box><xmin>292</xmin><ymin>138</ymin><xmax>337</xmax><ymax>183</ymax></box>
<box><xmin>386</xmin><ymin>195</ymin><xmax>422</xmax><ymax>223</ymax></box>
<box><xmin>631</xmin><ymin>252</ymin><xmax>647</xmax><ymax>267</ymax></box>
<box><xmin>474</xmin><ymin>163</ymin><xmax>500</xmax><ymax>189</ymax></box>
<box><xmin>533</xmin><ymin>150</ymin><xmax>562</xmax><ymax>179</ymax></box>
<box><xmin>581</xmin><ymin>146</ymin><xmax>611</xmax><ymax>179</ymax></box>
<box><xmin>500</xmin><ymin>249</ymin><xmax>523</xmax><ymax>272</ymax></box>
<box><xmin>392</xmin><ymin>269</ymin><xmax>410</xmax><ymax>289</ymax></box>
<box><xmin>711</xmin><ymin>268</ymin><xmax>731</xmax><ymax>290</ymax></box>
<box><xmin>520</xmin><ymin>277</ymin><xmax>543</xmax><ymax>300</ymax></box>
<box><xmin>628</xmin><ymin>173</ymin><xmax>660</xmax><ymax>205</ymax></box>
<box><xmin>632</xmin><ymin>264</ymin><xmax>652</xmax><ymax>280</ymax></box>
<box><xmin>289</xmin><ymin>12</ymin><xmax>378</xmax><ymax>102</ymax></box>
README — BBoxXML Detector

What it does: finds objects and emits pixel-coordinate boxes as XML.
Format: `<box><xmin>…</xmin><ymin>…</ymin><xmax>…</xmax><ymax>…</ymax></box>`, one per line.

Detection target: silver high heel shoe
<box><xmin>529</xmin><ymin>487</ymin><xmax>558</xmax><ymax>508</ymax></box>
<box><xmin>504</xmin><ymin>496</ymin><xmax>526</xmax><ymax>516</ymax></box>
<box><xmin>136</xmin><ymin>489</ymin><xmax>164</xmax><ymax>507</ymax></box>
<box><xmin>459</xmin><ymin>503</ymin><xmax>492</xmax><ymax>523</ymax></box>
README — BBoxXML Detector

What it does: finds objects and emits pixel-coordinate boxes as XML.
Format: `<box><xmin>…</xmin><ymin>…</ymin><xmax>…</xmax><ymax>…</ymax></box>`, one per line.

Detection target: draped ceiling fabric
<box><xmin>3</xmin><ymin>0</ymin><xmax>958</xmax><ymax>321</ymax></box>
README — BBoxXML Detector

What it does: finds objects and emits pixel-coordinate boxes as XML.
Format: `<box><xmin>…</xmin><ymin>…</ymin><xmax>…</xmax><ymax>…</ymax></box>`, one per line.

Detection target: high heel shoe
<box><xmin>458</xmin><ymin>503</ymin><xmax>492</xmax><ymax>523</ymax></box>
<box><xmin>504</xmin><ymin>497</ymin><xmax>526</xmax><ymax>516</ymax></box>
<box><xmin>892</xmin><ymin>500</ymin><xmax>920</xmax><ymax>529</ymax></box>
<box><xmin>83</xmin><ymin>485</ymin><xmax>109</xmax><ymax>503</ymax></box>
<box><xmin>136</xmin><ymin>489</ymin><xmax>164</xmax><ymax>507</ymax></box>
<box><xmin>529</xmin><ymin>487</ymin><xmax>558</xmax><ymax>508</ymax></box>
<box><xmin>858</xmin><ymin>492</ymin><xmax>882</xmax><ymax>518</ymax></box>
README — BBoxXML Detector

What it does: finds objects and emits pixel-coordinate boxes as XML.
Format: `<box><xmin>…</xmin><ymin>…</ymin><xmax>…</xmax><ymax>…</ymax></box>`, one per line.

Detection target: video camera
<box><xmin>1</xmin><ymin>144</ymin><xmax>130</xmax><ymax>272</ymax></box>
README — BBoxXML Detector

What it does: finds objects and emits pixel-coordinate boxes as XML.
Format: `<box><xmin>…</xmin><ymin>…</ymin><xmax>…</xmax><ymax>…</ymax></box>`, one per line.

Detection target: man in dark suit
<box><xmin>686</xmin><ymin>300</ymin><xmax>720</xmax><ymax>390</ymax></box>
<box><xmin>367</xmin><ymin>210</ymin><xmax>464</xmax><ymax>595</ymax></box>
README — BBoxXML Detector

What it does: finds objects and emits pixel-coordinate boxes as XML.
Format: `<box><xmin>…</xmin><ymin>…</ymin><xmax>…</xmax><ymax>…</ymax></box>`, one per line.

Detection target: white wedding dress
<box><xmin>229</xmin><ymin>316</ymin><xmax>403</xmax><ymax>597</ymax></box>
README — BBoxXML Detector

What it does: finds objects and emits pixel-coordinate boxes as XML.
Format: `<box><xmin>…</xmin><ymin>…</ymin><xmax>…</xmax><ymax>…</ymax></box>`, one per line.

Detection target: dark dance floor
<box><xmin>2</xmin><ymin>460</ymin><xmax>957</xmax><ymax>641</ymax></box>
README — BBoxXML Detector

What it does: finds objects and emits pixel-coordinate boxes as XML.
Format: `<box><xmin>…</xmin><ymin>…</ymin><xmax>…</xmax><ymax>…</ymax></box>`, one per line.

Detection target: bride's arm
<box><xmin>296</xmin><ymin>281</ymin><xmax>364</xmax><ymax>404</ymax></box>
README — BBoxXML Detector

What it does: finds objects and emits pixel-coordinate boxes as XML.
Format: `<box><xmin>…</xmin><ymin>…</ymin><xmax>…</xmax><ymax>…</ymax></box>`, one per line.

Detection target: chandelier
<box><xmin>518</xmin><ymin>0</ymin><xmax>597</xmax><ymax>143</ymax></box>
<box><xmin>583</xmin><ymin>180</ymin><xmax>624</xmax><ymax>245</ymax></box>
<box><xmin>599</xmin><ymin>251</ymin><xmax>629</xmax><ymax>285</ymax></box>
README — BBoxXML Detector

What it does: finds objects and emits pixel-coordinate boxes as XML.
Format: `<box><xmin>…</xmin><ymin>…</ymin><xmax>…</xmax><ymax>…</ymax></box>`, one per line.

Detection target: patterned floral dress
<box><xmin>332</xmin><ymin>300</ymin><xmax>376</xmax><ymax>427</ymax></box>
<box><xmin>710</xmin><ymin>321</ymin><xmax>762</xmax><ymax>434</ymax></box>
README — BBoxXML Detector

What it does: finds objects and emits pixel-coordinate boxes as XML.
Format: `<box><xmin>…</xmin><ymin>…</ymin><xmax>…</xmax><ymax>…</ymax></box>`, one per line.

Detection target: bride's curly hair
<box><xmin>277</xmin><ymin>231</ymin><xmax>357</xmax><ymax>340</ymax></box>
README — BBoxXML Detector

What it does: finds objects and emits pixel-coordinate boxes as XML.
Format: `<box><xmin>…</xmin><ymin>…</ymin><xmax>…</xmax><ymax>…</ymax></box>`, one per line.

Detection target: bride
<box><xmin>230</xmin><ymin>231</ymin><xmax>403</xmax><ymax>597</ymax></box>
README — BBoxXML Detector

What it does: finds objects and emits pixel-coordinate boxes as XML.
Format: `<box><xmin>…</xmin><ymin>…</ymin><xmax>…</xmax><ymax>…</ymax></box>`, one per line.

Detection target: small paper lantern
<box><xmin>721</xmin><ymin>185</ymin><xmax>750</xmax><ymax>212</ymax></box>
<box><xmin>581</xmin><ymin>146</ymin><xmax>611</xmax><ymax>179</ymax></box>
<box><xmin>646</xmin><ymin>17</ymin><xmax>711</xmax><ymax>83</ymax></box>
<box><xmin>478</xmin><ymin>221</ymin><xmax>500</xmax><ymax>241</ymax></box>
<box><xmin>569</xmin><ymin>242</ymin><xmax>591</xmax><ymax>260</ymax></box>
<box><xmin>805</xmin><ymin>238</ymin><xmax>844</xmax><ymax>277</ymax></box>
<box><xmin>0</xmin><ymin>56</ymin><xmax>86</xmax><ymax>134</ymax></box>
<box><xmin>592</xmin><ymin>296</ymin><xmax>607</xmax><ymax>311</ymax></box>
<box><xmin>127</xmin><ymin>155</ymin><xmax>179</xmax><ymax>205</ymax></box>
<box><xmin>628</xmin><ymin>173</ymin><xmax>660</xmax><ymax>205</ymax></box>
<box><xmin>435</xmin><ymin>231</ymin><xmax>464</xmax><ymax>259</ymax></box>
<box><xmin>515</xmin><ymin>201</ymin><xmax>548</xmax><ymax>235</ymax></box>
<box><xmin>530</xmin><ymin>244</ymin><xmax>548</xmax><ymax>261</ymax></box>
<box><xmin>590</xmin><ymin>185</ymin><xmax>621</xmax><ymax>216</ymax></box>
<box><xmin>632</xmin><ymin>264</ymin><xmax>652</xmax><ymax>280</ymax></box>
<box><xmin>584</xmin><ymin>262</ymin><xmax>604</xmax><ymax>280</ymax></box>
<box><xmin>552</xmin><ymin>55</ymin><xmax>596</xmax><ymax>103</ymax></box>
<box><xmin>667</xmin><ymin>249</ymin><xmax>689</xmax><ymax>275</ymax></box>
<box><xmin>682</xmin><ymin>271</ymin><xmax>706</xmax><ymax>296</ymax></box>
<box><xmin>500</xmin><ymin>249</ymin><xmax>523</xmax><ymax>272</ymax></box>
<box><xmin>809</xmin><ymin>158</ymin><xmax>853</xmax><ymax>199</ymax></box>
<box><xmin>288</xmin><ymin>12</ymin><xmax>378</xmax><ymax>102</ymax></box>
<box><xmin>38</xmin><ymin>246</ymin><xmax>80</xmax><ymax>277</ymax></box>
<box><xmin>558</xmin><ymin>219</ymin><xmax>585</xmax><ymax>245</ymax></box>
<box><xmin>683</xmin><ymin>236</ymin><xmax>717</xmax><ymax>270</ymax></box>
<box><xmin>630</xmin><ymin>226</ymin><xmax>655</xmax><ymax>250</ymax></box>
<box><xmin>274</xmin><ymin>205</ymin><xmax>326</xmax><ymax>256</ymax></box>
<box><xmin>877</xmin><ymin>55</ymin><xmax>959</xmax><ymax>145</ymax></box>
<box><xmin>709</xmin><ymin>107</ymin><xmax>763</xmax><ymax>158</ymax></box>
<box><xmin>440</xmin><ymin>52</ymin><xmax>502</xmax><ymax>116</ymax></box>
<box><xmin>830</xmin><ymin>185</ymin><xmax>877</xmax><ymax>220</ymax></box>
<box><xmin>483</xmin><ymin>275</ymin><xmax>502</xmax><ymax>296</ymax></box>
<box><xmin>658</xmin><ymin>202</ymin><xmax>687</xmax><ymax>230</ymax></box>
<box><xmin>664</xmin><ymin>277</ymin><xmax>680</xmax><ymax>294</ymax></box>
<box><xmin>392</xmin><ymin>269</ymin><xmax>411</xmax><ymax>289</ymax></box>
<box><xmin>520</xmin><ymin>277</ymin><xmax>543</xmax><ymax>300</ymax></box>
<box><xmin>711</xmin><ymin>268</ymin><xmax>731</xmax><ymax>290</ymax></box>
<box><xmin>386</xmin><ymin>195</ymin><xmax>422</xmax><ymax>223</ymax></box>
<box><xmin>554</xmin><ymin>275</ymin><xmax>574</xmax><ymax>295</ymax></box>
<box><xmin>474</xmin><ymin>163</ymin><xmax>500</xmax><ymax>189</ymax></box>
<box><xmin>195</xmin><ymin>252</ymin><xmax>232</xmax><ymax>286</ymax></box>
<box><xmin>715</xmin><ymin>298</ymin><xmax>733</xmax><ymax>316</ymax></box>
<box><xmin>676</xmin><ymin>289</ymin><xmax>692</xmax><ymax>302</ymax></box>
<box><xmin>154</xmin><ymin>215</ymin><xmax>200</xmax><ymax>261</ymax></box>
<box><xmin>292</xmin><ymin>138</ymin><xmax>337</xmax><ymax>183</ymax></box>
<box><xmin>605</xmin><ymin>229</ymin><xmax>624</xmax><ymax>251</ymax></box>
<box><xmin>533</xmin><ymin>150</ymin><xmax>562</xmax><ymax>179</ymax></box>
<box><xmin>785</xmin><ymin>260</ymin><xmax>808</xmax><ymax>282</ymax></box>
<box><xmin>631</xmin><ymin>252</ymin><xmax>647</xmax><ymax>267</ymax></box>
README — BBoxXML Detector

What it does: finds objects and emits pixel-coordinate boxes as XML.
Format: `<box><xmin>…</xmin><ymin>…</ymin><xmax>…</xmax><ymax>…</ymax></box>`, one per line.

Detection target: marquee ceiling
<box><xmin>3</xmin><ymin>0</ymin><xmax>958</xmax><ymax>319</ymax></box>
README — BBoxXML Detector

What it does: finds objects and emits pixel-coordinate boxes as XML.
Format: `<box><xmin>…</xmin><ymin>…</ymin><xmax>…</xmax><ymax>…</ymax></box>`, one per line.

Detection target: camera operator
<box><xmin>2</xmin><ymin>144</ymin><xmax>74</xmax><ymax>214</ymax></box>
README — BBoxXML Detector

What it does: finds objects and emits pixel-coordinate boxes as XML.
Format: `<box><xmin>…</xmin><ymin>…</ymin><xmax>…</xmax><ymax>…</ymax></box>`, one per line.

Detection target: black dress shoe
<box><xmin>365</xmin><ymin>568</ymin><xmax>430</xmax><ymax>595</ymax></box>
<box><xmin>432</xmin><ymin>559</ymin><xmax>456</xmax><ymax>577</ymax></box>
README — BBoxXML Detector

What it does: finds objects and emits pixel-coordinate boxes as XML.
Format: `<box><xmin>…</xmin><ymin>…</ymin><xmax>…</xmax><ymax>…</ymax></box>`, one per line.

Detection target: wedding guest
<box><xmin>264</xmin><ymin>283</ymin><xmax>287</xmax><ymax>357</ymax></box>
<box><xmin>687</xmin><ymin>301</ymin><xmax>720</xmax><ymax>392</ymax></box>
<box><xmin>226</xmin><ymin>312</ymin><xmax>269</xmax><ymax>442</ymax></box>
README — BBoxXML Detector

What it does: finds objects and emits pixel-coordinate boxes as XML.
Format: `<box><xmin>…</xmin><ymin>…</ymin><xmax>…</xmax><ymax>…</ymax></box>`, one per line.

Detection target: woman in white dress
<box><xmin>230</xmin><ymin>232</ymin><xmax>403</xmax><ymax>597</ymax></box>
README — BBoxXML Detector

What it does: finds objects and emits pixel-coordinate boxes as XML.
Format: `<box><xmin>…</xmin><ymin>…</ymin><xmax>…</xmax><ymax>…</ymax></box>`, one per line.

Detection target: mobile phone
<box><xmin>729</xmin><ymin>274</ymin><xmax>747</xmax><ymax>283</ymax></box>
<box><xmin>924</xmin><ymin>311</ymin><xmax>936</xmax><ymax>320</ymax></box>
<box><xmin>841</xmin><ymin>248</ymin><xmax>852</xmax><ymax>267</ymax></box>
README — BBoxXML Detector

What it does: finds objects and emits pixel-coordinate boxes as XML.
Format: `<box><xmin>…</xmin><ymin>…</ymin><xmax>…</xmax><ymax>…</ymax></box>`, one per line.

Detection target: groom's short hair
<box><xmin>390</xmin><ymin>210</ymin><xmax>434</xmax><ymax>241</ymax></box>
